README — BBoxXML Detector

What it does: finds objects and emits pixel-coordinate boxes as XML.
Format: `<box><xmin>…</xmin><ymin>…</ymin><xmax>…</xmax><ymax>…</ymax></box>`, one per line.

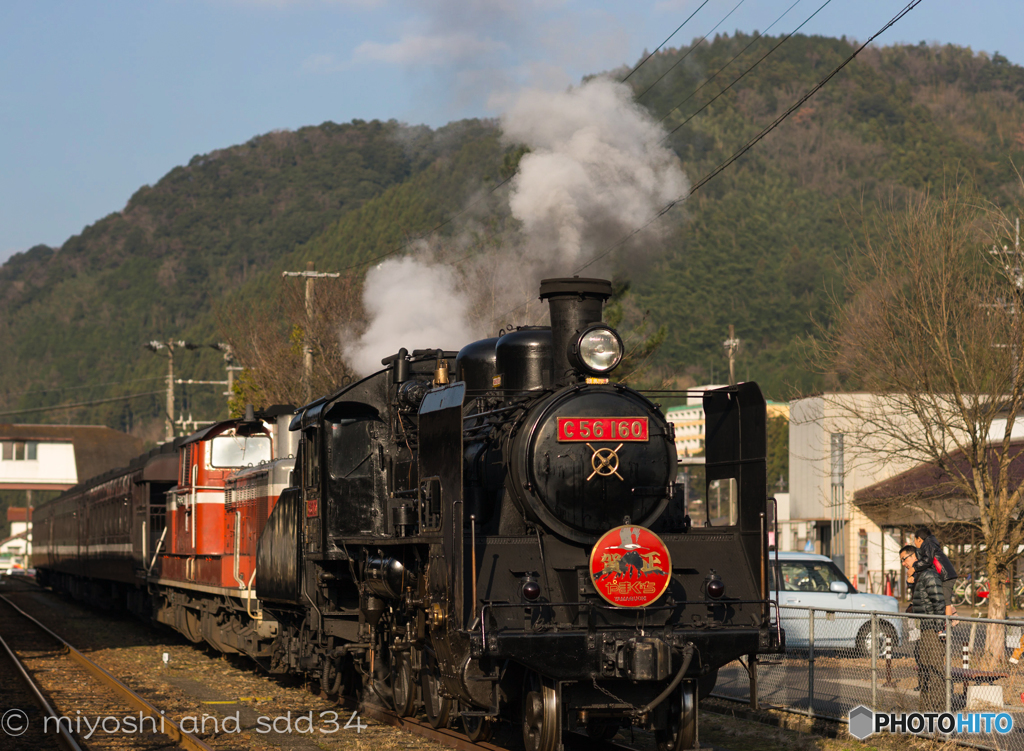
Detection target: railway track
<box><xmin>0</xmin><ymin>577</ymin><xmax>663</xmax><ymax>751</ymax></box>
<box><xmin>0</xmin><ymin>593</ymin><xmax>212</xmax><ymax>751</ymax></box>
<box><xmin>337</xmin><ymin>687</ymin><xmax>650</xmax><ymax>751</ymax></box>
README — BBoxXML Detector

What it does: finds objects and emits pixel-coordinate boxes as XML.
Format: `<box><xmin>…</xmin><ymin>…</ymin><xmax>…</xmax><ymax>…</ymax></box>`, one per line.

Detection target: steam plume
<box><xmin>502</xmin><ymin>78</ymin><xmax>688</xmax><ymax>265</ymax></box>
<box><xmin>344</xmin><ymin>257</ymin><xmax>478</xmax><ymax>376</ymax></box>
<box><xmin>344</xmin><ymin>77</ymin><xmax>688</xmax><ymax>376</ymax></box>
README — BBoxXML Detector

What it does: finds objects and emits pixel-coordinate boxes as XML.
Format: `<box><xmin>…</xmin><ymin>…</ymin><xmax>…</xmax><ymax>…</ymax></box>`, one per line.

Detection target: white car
<box><xmin>770</xmin><ymin>552</ymin><xmax>903</xmax><ymax>656</ymax></box>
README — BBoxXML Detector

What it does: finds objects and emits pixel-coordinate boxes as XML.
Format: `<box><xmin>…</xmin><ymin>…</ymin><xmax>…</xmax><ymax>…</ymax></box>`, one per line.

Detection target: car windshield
<box><xmin>771</xmin><ymin>560</ymin><xmax>854</xmax><ymax>593</ymax></box>
<box><xmin>209</xmin><ymin>434</ymin><xmax>272</xmax><ymax>468</ymax></box>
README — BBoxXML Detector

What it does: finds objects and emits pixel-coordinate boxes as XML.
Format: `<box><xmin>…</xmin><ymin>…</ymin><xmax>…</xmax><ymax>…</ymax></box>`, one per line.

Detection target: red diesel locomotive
<box><xmin>33</xmin><ymin>406</ymin><xmax>295</xmax><ymax>657</ymax></box>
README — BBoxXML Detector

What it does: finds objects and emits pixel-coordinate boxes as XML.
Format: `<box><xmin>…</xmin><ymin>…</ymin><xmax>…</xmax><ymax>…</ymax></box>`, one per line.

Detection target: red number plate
<box><xmin>557</xmin><ymin>417</ymin><xmax>648</xmax><ymax>442</ymax></box>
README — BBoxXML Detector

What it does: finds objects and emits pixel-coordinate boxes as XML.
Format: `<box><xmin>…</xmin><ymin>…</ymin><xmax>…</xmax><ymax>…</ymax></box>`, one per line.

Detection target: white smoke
<box><xmin>344</xmin><ymin>77</ymin><xmax>689</xmax><ymax>376</ymax></box>
<box><xmin>502</xmin><ymin>77</ymin><xmax>689</xmax><ymax>266</ymax></box>
<box><xmin>343</xmin><ymin>257</ymin><xmax>479</xmax><ymax>376</ymax></box>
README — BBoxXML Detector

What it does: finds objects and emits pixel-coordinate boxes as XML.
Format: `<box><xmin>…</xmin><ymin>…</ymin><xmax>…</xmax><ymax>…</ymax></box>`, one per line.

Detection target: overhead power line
<box><xmin>654</xmin><ymin>0</ymin><xmax>803</xmax><ymax>123</ymax></box>
<box><xmin>621</xmin><ymin>0</ymin><xmax>712</xmax><ymax>83</ymax></box>
<box><xmin>661</xmin><ymin>0</ymin><xmax>837</xmax><ymax>136</ymax></box>
<box><xmin>0</xmin><ymin>390</ymin><xmax>166</xmax><ymax>418</ymax></box>
<box><xmin>635</xmin><ymin>0</ymin><xmax>747</xmax><ymax>101</ymax></box>
<box><xmin>1</xmin><ymin>375</ymin><xmax>166</xmax><ymax>400</ymax></box>
<box><xmin>572</xmin><ymin>0</ymin><xmax>925</xmax><ymax>277</ymax></box>
<box><xmin>487</xmin><ymin>0</ymin><xmax>924</xmax><ymax>328</ymax></box>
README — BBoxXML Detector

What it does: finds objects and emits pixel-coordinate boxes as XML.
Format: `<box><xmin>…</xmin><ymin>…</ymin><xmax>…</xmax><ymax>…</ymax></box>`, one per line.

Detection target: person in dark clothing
<box><xmin>902</xmin><ymin>544</ymin><xmax>946</xmax><ymax>711</ymax></box>
<box><xmin>914</xmin><ymin>526</ymin><xmax>958</xmax><ymax>618</ymax></box>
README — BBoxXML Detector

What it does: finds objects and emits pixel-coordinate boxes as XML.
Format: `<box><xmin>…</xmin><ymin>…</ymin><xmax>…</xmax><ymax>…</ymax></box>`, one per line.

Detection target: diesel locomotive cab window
<box><xmin>209</xmin><ymin>435</ymin><xmax>272</xmax><ymax>468</ymax></box>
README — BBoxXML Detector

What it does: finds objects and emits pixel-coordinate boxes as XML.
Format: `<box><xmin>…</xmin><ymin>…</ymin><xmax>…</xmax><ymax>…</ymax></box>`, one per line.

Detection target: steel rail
<box><xmin>319</xmin><ymin>688</ymin><xmax>637</xmax><ymax>751</ymax></box>
<box><xmin>0</xmin><ymin>631</ymin><xmax>83</xmax><ymax>751</ymax></box>
<box><xmin>0</xmin><ymin>594</ymin><xmax>214</xmax><ymax>751</ymax></box>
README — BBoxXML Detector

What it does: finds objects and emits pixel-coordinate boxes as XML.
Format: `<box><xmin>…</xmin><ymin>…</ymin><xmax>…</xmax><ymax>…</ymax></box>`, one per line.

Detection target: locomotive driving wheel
<box><xmin>522</xmin><ymin>671</ymin><xmax>559</xmax><ymax>751</ymax></box>
<box><xmin>655</xmin><ymin>680</ymin><xmax>698</xmax><ymax>751</ymax></box>
<box><xmin>462</xmin><ymin>709</ymin><xmax>493</xmax><ymax>742</ymax></box>
<box><xmin>421</xmin><ymin>652</ymin><xmax>452</xmax><ymax>729</ymax></box>
<box><xmin>391</xmin><ymin>653</ymin><xmax>416</xmax><ymax>717</ymax></box>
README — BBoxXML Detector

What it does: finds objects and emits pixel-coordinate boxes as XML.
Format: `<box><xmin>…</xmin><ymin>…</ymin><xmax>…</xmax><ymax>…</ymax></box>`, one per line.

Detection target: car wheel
<box><xmin>857</xmin><ymin>621</ymin><xmax>897</xmax><ymax>658</ymax></box>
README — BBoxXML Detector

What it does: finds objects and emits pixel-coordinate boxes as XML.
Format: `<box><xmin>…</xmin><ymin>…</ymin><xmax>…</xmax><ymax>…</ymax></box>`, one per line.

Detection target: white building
<box><xmin>0</xmin><ymin>424</ymin><xmax>144</xmax><ymax>492</ymax></box>
<box><xmin>787</xmin><ymin>393</ymin><xmax>1024</xmax><ymax>593</ymax></box>
<box><xmin>665</xmin><ymin>386</ymin><xmax>789</xmax><ymax>460</ymax></box>
<box><xmin>0</xmin><ymin>424</ymin><xmax>144</xmax><ymax>571</ymax></box>
<box><xmin>0</xmin><ymin>507</ymin><xmax>31</xmax><ymax>571</ymax></box>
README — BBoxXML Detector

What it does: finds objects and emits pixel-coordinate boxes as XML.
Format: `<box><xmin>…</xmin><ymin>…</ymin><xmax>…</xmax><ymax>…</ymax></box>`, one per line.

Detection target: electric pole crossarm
<box><xmin>145</xmin><ymin>339</ymin><xmax>235</xmax><ymax>442</ymax></box>
<box><xmin>281</xmin><ymin>271</ymin><xmax>341</xmax><ymax>279</ymax></box>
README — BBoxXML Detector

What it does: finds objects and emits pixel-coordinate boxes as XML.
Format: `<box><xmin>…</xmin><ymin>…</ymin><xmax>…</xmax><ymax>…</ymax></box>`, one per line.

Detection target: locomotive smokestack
<box><xmin>539</xmin><ymin>277</ymin><xmax>613</xmax><ymax>385</ymax></box>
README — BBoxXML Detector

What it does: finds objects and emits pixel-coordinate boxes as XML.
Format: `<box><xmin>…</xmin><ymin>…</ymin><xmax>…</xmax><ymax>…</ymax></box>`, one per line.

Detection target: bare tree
<box><xmin>818</xmin><ymin>182</ymin><xmax>1024</xmax><ymax>667</ymax></box>
<box><xmin>220</xmin><ymin>272</ymin><xmax>362</xmax><ymax>412</ymax></box>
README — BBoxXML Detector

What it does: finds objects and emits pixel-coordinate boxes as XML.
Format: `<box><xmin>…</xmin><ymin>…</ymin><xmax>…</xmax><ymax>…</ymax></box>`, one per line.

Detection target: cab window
<box><xmin>209</xmin><ymin>435</ymin><xmax>272</xmax><ymax>468</ymax></box>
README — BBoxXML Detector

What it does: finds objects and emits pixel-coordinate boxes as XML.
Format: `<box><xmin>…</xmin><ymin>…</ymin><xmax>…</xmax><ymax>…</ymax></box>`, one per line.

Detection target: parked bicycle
<box><xmin>949</xmin><ymin>572</ymin><xmax>1024</xmax><ymax>606</ymax></box>
<box><xmin>951</xmin><ymin>573</ymin><xmax>988</xmax><ymax>606</ymax></box>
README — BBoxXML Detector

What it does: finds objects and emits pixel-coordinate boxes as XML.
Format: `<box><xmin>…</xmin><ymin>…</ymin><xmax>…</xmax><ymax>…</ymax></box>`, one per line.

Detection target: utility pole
<box><xmin>146</xmin><ymin>340</ymin><xmax>233</xmax><ymax>442</ymax></box>
<box><xmin>988</xmin><ymin>216</ymin><xmax>1024</xmax><ymax>375</ymax></box>
<box><xmin>282</xmin><ymin>262</ymin><xmax>341</xmax><ymax>402</ymax></box>
<box><xmin>723</xmin><ymin>325</ymin><xmax>740</xmax><ymax>386</ymax></box>
<box><xmin>146</xmin><ymin>340</ymin><xmax>188</xmax><ymax>442</ymax></box>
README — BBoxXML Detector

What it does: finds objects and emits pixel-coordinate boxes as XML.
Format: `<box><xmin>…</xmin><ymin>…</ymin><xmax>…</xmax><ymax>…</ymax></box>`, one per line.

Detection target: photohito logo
<box><xmin>848</xmin><ymin>705</ymin><xmax>1014</xmax><ymax>738</ymax></box>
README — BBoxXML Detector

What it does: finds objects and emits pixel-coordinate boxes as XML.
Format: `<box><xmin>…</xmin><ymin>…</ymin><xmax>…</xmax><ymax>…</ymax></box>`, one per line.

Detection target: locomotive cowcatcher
<box><xmin>256</xmin><ymin>277</ymin><xmax>782</xmax><ymax>751</ymax></box>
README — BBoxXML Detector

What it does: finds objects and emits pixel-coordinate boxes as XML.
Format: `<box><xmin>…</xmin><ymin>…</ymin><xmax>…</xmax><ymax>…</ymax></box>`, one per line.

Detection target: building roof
<box><xmin>0</xmin><ymin>530</ymin><xmax>27</xmax><ymax>547</ymax></box>
<box><xmin>6</xmin><ymin>507</ymin><xmax>32</xmax><ymax>523</ymax></box>
<box><xmin>0</xmin><ymin>424</ymin><xmax>145</xmax><ymax>485</ymax></box>
<box><xmin>854</xmin><ymin>440</ymin><xmax>1024</xmax><ymax>525</ymax></box>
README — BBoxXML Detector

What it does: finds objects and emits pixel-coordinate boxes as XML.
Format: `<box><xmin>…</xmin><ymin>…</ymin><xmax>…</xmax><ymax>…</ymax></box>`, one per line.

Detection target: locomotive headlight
<box><xmin>569</xmin><ymin>325</ymin><xmax>623</xmax><ymax>375</ymax></box>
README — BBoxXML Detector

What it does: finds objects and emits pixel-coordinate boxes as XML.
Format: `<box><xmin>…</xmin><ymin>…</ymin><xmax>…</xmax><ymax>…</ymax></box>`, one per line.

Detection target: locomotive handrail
<box><xmin>146</xmin><ymin>526</ymin><xmax>167</xmax><ymax>575</ymax></box>
<box><xmin>245</xmin><ymin>567</ymin><xmax>261</xmax><ymax>620</ymax></box>
<box><xmin>462</xmin><ymin>404</ymin><xmax>527</xmax><ymax>421</ymax></box>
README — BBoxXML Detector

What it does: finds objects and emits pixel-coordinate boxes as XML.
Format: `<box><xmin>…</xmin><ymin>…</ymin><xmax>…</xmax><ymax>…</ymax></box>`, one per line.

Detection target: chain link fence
<box><xmin>713</xmin><ymin>605</ymin><xmax>1024</xmax><ymax>748</ymax></box>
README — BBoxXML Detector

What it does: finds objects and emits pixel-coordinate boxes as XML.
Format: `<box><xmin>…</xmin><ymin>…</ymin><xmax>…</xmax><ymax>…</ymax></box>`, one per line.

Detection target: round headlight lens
<box><xmin>577</xmin><ymin>327</ymin><xmax>623</xmax><ymax>374</ymax></box>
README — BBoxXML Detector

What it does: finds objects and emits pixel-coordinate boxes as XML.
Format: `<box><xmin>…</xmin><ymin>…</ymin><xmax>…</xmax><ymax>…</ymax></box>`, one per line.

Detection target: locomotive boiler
<box><xmin>255</xmin><ymin>277</ymin><xmax>782</xmax><ymax>751</ymax></box>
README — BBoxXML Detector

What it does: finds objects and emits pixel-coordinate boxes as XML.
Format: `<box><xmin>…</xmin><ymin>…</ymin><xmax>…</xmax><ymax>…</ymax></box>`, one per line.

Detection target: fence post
<box><xmin>749</xmin><ymin>654</ymin><xmax>759</xmax><ymax>711</ymax></box>
<box><xmin>945</xmin><ymin>613</ymin><xmax>953</xmax><ymax>714</ymax></box>
<box><xmin>870</xmin><ymin>612</ymin><xmax>878</xmax><ymax>709</ymax></box>
<box><xmin>884</xmin><ymin>633</ymin><xmax>896</xmax><ymax>688</ymax></box>
<box><xmin>808</xmin><ymin>608</ymin><xmax>815</xmax><ymax>719</ymax></box>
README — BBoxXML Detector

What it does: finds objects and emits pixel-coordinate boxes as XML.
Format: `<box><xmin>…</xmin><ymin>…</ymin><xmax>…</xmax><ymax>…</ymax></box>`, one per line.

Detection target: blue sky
<box><xmin>1</xmin><ymin>0</ymin><xmax>1020</xmax><ymax>263</ymax></box>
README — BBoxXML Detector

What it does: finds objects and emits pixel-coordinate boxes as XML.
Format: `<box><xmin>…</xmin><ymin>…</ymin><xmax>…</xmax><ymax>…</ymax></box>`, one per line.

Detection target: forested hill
<box><xmin>3</xmin><ymin>35</ymin><xmax>1024</xmax><ymax>439</ymax></box>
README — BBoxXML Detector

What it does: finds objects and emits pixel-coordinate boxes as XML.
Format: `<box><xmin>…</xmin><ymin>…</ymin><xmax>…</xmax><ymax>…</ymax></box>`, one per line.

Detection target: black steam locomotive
<box><xmin>255</xmin><ymin>277</ymin><xmax>781</xmax><ymax>751</ymax></box>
